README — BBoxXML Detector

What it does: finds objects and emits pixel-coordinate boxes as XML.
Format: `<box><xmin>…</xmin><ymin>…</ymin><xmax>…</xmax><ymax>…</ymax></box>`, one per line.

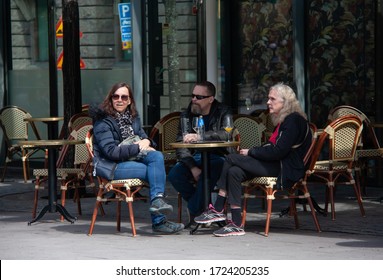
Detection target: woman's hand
<box><xmin>190</xmin><ymin>166</ymin><xmax>201</xmax><ymax>182</ymax></box>
<box><xmin>239</xmin><ymin>149</ymin><xmax>249</xmax><ymax>156</ymax></box>
<box><xmin>135</xmin><ymin>138</ymin><xmax>151</xmax><ymax>150</ymax></box>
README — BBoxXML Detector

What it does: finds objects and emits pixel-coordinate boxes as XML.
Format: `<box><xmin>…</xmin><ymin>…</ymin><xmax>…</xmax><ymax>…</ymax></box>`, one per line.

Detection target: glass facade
<box><xmin>6</xmin><ymin>0</ymin><xmax>135</xmax><ymax>137</ymax></box>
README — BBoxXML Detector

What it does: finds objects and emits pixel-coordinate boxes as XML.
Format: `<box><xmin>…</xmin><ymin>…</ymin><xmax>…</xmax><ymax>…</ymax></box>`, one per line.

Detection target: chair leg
<box><xmin>88</xmin><ymin>188</ymin><xmax>103</xmax><ymax>236</ymax></box>
<box><xmin>350</xmin><ymin>173</ymin><xmax>366</xmax><ymax>217</ymax></box>
<box><xmin>289</xmin><ymin>198</ymin><xmax>299</xmax><ymax>229</ymax></box>
<box><xmin>1</xmin><ymin>160</ymin><xmax>8</xmax><ymax>182</ymax></box>
<box><xmin>117</xmin><ymin>200</ymin><xmax>121</xmax><ymax>232</ymax></box>
<box><xmin>32</xmin><ymin>178</ymin><xmax>40</xmax><ymax>219</ymax></box>
<box><xmin>22</xmin><ymin>156</ymin><xmax>29</xmax><ymax>183</ymax></box>
<box><xmin>241</xmin><ymin>191</ymin><xmax>249</xmax><ymax>227</ymax></box>
<box><xmin>264</xmin><ymin>197</ymin><xmax>272</xmax><ymax>237</ymax></box>
<box><xmin>60</xmin><ymin>182</ymin><xmax>67</xmax><ymax>222</ymax></box>
<box><xmin>177</xmin><ymin>192</ymin><xmax>182</xmax><ymax>223</ymax></box>
<box><xmin>306</xmin><ymin>196</ymin><xmax>321</xmax><ymax>233</ymax></box>
<box><xmin>74</xmin><ymin>185</ymin><xmax>82</xmax><ymax>216</ymax></box>
<box><xmin>126</xmin><ymin>188</ymin><xmax>137</xmax><ymax>237</ymax></box>
<box><xmin>328</xmin><ymin>185</ymin><xmax>336</xmax><ymax>220</ymax></box>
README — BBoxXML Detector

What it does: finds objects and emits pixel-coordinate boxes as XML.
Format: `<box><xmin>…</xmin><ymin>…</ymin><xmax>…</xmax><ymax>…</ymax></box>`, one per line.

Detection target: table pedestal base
<box><xmin>28</xmin><ymin>204</ymin><xmax>77</xmax><ymax>225</ymax></box>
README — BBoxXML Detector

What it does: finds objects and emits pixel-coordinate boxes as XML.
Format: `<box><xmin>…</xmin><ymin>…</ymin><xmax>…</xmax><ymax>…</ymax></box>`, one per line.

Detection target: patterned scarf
<box><xmin>115</xmin><ymin>111</ymin><xmax>135</xmax><ymax>140</ymax></box>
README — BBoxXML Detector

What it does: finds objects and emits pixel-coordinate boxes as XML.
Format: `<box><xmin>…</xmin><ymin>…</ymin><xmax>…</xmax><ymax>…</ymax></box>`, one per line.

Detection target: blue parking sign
<box><xmin>118</xmin><ymin>3</ymin><xmax>132</xmax><ymax>50</ymax></box>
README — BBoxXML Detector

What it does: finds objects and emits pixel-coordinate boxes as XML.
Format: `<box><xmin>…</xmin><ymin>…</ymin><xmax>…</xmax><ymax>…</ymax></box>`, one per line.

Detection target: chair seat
<box><xmin>242</xmin><ymin>177</ymin><xmax>277</xmax><ymax>186</ymax></box>
<box><xmin>313</xmin><ymin>161</ymin><xmax>350</xmax><ymax>171</ymax></box>
<box><xmin>356</xmin><ymin>148</ymin><xmax>383</xmax><ymax>159</ymax></box>
<box><xmin>33</xmin><ymin>168</ymin><xmax>85</xmax><ymax>178</ymax></box>
<box><xmin>108</xmin><ymin>178</ymin><xmax>149</xmax><ymax>187</ymax></box>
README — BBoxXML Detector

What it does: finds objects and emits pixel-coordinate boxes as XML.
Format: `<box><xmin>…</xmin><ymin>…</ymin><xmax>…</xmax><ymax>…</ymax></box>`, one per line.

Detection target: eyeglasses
<box><xmin>191</xmin><ymin>94</ymin><xmax>211</xmax><ymax>100</ymax></box>
<box><xmin>112</xmin><ymin>94</ymin><xmax>130</xmax><ymax>101</ymax></box>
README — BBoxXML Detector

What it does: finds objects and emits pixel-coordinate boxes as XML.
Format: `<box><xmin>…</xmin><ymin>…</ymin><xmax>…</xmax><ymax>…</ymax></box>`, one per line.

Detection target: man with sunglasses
<box><xmin>168</xmin><ymin>81</ymin><xmax>233</xmax><ymax>228</ymax></box>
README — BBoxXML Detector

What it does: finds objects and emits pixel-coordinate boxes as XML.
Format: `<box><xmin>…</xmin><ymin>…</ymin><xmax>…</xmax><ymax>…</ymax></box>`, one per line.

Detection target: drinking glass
<box><xmin>180</xmin><ymin>117</ymin><xmax>190</xmax><ymax>142</ymax></box>
<box><xmin>192</xmin><ymin>117</ymin><xmax>201</xmax><ymax>141</ymax></box>
<box><xmin>222</xmin><ymin>115</ymin><xmax>234</xmax><ymax>142</ymax></box>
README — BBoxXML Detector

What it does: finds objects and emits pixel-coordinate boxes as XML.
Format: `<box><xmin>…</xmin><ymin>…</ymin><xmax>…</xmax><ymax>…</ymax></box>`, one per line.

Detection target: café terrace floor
<box><xmin>0</xmin><ymin>167</ymin><xmax>383</xmax><ymax>260</ymax></box>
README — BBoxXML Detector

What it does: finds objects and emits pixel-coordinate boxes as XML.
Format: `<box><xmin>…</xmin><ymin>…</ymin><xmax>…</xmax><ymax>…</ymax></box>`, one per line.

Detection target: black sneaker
<box><xmin>152</xmin><ymin>221</ymin><xmax>185</xmax><ymax>234</ymax></box>
<box><xmin>149</xmin><ymin>198</ymin><xmax>173</xmax><ymax>215</ymax></box>
<box><xmin>213</xmin><ymin>222</ymin><xmax>245</xmax><ymax>237</ymax></box>
<box><xmin>194</xmin><ymin>204</ymin><xmax>226</xmax><ymax>224</ymax></box>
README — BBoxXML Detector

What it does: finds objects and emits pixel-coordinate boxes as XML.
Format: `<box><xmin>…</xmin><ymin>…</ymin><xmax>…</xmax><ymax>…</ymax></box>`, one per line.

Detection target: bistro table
<box><xmin>18</xmin><ymin>139</ymin><xmax>84</xmax><ymax>224</ymax></box>
<box><xmin>24</xmin><ymin>117</ymin><xmax>64</xmax><ymax>140</ymax></box>
<box><xmin>170</xmin><ymin>140</ymin><xmax>240</xmax><ymax>234</ymax></box>
<box><xmin>22</xmin><ymin>116</ymin><xmax>77</xmax><ymax>225</ymax></box>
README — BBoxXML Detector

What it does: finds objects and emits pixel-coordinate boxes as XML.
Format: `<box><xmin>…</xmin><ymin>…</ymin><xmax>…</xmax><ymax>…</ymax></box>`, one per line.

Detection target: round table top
<box><xmin>24</xmin><ymin>117</ymin><xmax>64</xmax><ymax>122</ymax></box>
<box><xmin>170</xmin><ymin>141</ymin><xmax>239</xmax><ymax>149</ymax></box>
<box><xmin>17</xmin><ymin>139</ymin><xmax>84</xmax><ymax>147</ymax></box>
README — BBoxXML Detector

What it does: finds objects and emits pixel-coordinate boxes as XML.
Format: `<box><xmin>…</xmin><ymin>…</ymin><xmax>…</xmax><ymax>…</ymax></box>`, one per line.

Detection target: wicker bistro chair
<box><xmin>85</xmin><ymin>129</ymin><xmax>149</xmax><ymax>237</ymax></box>
<box><xmin>149</xmin><ymin>111</ymin><xmax>181</xmax><ymax>171</ymax></box>
<box><xmin>328</xmin><ymin>105</ymin><xmax>383</xmax><ymax>196</ymax></box>
<box><xmin>32</xmin><ymin>124</ymin><xmax>95</xmax><ymax>220</ymax></box>
<box><xmin>0</xmin><ymin>106</ymin><xmax>46</xmax><ymax>182</ymax></box>
<box><xmin>241</xmin><ymin>123</ymin><xmax>321</xmax><ymax>237</ymax></box>
<box><xmin>58</xmin><ymin>111</ymin><xmax>92</xmax><ymax>140</ymax></box>
<box><xmin>233</xmin><ymin>114</ymin><xmax>266</xmax><ymax>149</ymax></box>
<box><xmin>258</xmin><ymin>109</ymin><xmax>276</xmax><ymax>143</ymax></box>
<box><xmin>309</xmin><ymin>115</ymin><xmax>365</xmax><ymax>220</ymax></box>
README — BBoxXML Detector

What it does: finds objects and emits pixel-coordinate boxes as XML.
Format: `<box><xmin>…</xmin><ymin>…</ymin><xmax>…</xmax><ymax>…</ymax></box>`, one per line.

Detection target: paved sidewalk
<box><xmin>1</xmin><ymin>168</ymin><xmax>383</xmax><ymax>260</ymax></box>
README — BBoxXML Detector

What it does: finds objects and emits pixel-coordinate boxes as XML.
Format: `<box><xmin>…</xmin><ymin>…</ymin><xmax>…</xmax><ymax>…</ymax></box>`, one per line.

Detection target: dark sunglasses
<box><xmin>112</xmin><ymin>94</ymin><xmax>130</xmax><ymax>101</ymax></box>
<box><xmin>191</xmin><ymin>94</ymin><xmax>211</xmax><ymax>100</ymax></box>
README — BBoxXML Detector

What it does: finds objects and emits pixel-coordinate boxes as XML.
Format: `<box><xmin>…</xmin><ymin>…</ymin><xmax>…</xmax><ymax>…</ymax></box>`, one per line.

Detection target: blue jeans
<box><xmin>113</xmin><ymin>150</ymin><xmax>166</xmax><ymax>225</ymax></box>
<box><xmin>168</xmin><ymin>153</ymin><xmax>225</xmax><ymax>216</ymax></box>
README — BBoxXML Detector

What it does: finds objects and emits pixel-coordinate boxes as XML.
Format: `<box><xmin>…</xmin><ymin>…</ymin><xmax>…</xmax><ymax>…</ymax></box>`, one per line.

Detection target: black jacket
<box><xmin>248</xmin><ymin>112</ymin><xmax>311</xmax><ymax>189</ymax></box>
<box><xmin>175</xmin><ymin>99</ymin><xmax>233</xmax><ymax>170</ymax></box>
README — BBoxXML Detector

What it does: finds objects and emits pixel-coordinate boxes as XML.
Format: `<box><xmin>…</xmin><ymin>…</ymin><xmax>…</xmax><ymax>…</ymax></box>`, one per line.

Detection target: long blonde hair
<box><xmin>270</xmin><ymin>83</ymin><xmax>307</xmax><ymax>125</ymax></box>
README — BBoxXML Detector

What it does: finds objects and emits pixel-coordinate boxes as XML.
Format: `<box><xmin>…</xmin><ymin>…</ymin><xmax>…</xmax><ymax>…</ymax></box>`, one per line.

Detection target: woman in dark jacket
<box><xmin>90</xmin><ymin>82</ymin><xmax>184</xmax><ymax>234</ymax></box>
<box><xmin>194</xmin><ymin>83</ymin><xmax>311</xmax><ymax>237</ymax></box>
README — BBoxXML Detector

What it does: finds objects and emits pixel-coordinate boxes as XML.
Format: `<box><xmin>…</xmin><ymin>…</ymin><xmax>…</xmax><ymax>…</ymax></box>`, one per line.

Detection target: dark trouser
<box><xmin>216</xmin><ymin>153</ymin><xmax>280</xmax><ymax>206</ymax></box>
<box><xmin>168</xmin><ymin>153</ymin><xmax>225</xmax><ymax>216</ymax></box>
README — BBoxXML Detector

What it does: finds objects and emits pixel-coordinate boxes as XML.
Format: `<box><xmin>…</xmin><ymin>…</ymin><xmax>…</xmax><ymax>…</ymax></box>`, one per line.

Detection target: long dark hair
<box><xmin>100</xmin><ymin>82</ymin><xmax>138</xmax><ymax>118</ymax></box>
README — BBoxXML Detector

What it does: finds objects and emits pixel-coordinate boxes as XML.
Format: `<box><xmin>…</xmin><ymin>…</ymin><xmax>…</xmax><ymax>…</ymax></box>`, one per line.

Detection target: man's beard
<box><xmin>191</xmin><ymin>103</ymin><xmax>202</xmax><ymax>115</ymax></box>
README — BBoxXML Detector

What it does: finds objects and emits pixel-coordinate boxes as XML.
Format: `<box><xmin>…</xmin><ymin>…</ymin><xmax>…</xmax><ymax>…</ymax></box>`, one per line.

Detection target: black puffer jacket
<box><xmin>175</xmin><ymin>100</ymin><xmax>233</xmax><ymax>170</ymax></box>
<box><xmin>248</xmin><ymin>112</ymin><xmax>311</xmax><ymax>189</ymax></box>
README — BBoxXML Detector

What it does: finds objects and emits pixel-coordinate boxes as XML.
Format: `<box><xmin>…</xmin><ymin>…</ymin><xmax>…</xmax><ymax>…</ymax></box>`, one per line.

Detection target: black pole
<box><xmin>48</xmin><ymin>0</ymin><xmax>58</xmax><ymax>123</ymax></box>
<box><xmin>47</xmin><ymin>0</ymin><xmax>58</xmax><ymax>212</ymax></box>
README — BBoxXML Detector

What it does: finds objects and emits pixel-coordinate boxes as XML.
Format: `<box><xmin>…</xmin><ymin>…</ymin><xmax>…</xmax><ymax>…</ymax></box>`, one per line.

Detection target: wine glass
<box><xmin>222</xmin><ymin>115</ymin><xmax>234</xmax><ymax>142</ymax></box>
<box><xmin>192</xmin><ymin>117</ymin><xmax>200</xmax><ymax>140</ymax></box>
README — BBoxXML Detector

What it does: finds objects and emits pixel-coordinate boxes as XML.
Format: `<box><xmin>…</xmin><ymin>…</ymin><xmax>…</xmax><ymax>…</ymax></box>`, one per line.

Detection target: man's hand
<box><xmin>182</xmin><ymin>133</ymin><xmax>199</xmax><ymax>143</ymax></box>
